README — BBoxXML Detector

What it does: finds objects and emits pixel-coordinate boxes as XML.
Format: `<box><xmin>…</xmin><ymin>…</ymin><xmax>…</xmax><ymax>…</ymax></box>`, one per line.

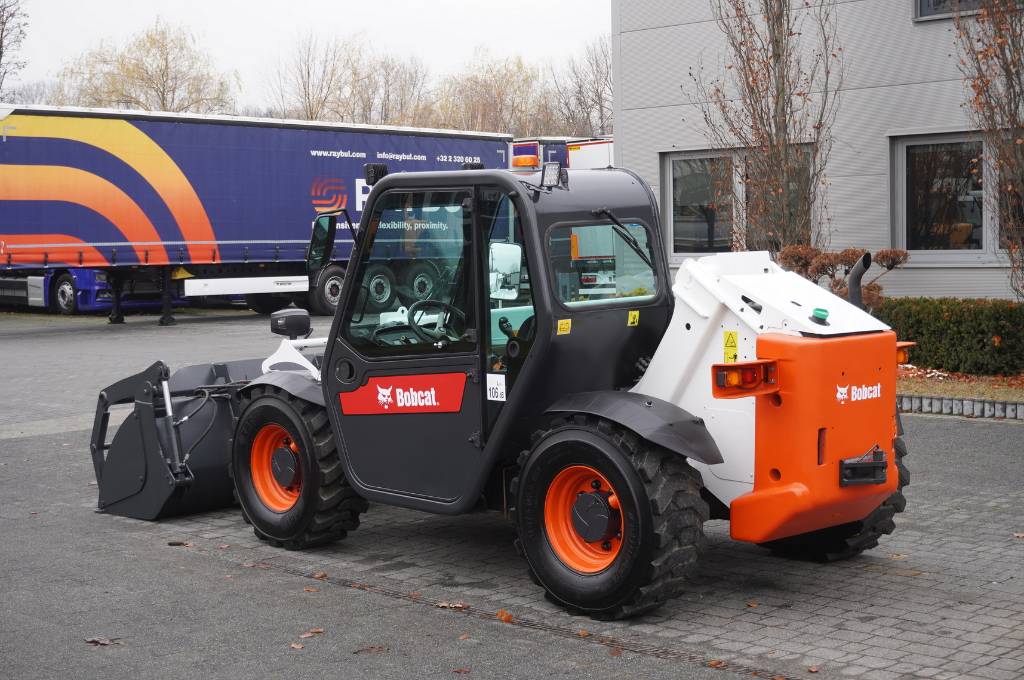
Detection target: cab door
<box><xmin>322</xmin><ymin>187</ymin><xmax>485</xmax><ymax>509</ymax></box>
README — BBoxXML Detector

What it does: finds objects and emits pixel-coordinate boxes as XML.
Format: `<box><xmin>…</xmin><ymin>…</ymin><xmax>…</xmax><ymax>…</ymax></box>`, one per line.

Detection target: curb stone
<box><xmin>898</xmin><ymin>394</ymin><xmax>1024</xmax><ymax>420</ymax></box>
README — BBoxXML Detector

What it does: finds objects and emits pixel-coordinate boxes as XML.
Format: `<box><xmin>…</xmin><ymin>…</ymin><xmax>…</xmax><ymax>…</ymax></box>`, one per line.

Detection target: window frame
<box><xmin>543</xmin><ymin>218</ymin><xmax>661</xmax><ymax>312</ymax></box>
<box><xmin>913</xmin><ymin>0</ymin><xmax>981</xmax><ymax>22</ymax></box>
<box><xmin>891</xmin><ymin>132</ymin><xmax>1005</xmax><ymax>267</ymax></box>
<box><xmin>661</xmin><ymin>149</ymin><xmax>741</xmax><ymax>265</ymax></box>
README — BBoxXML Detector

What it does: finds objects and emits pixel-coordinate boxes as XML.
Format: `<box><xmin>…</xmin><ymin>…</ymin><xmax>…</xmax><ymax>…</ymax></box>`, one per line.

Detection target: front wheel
<box><xmin>52</xmin><ymin>273</ymin><xmax>78</xmax><ymax>315</ymax></box>
<box><xmin>760</xmin><ymin>436</ymin><xmax>909</xmax><ymax>561</ymax></box>
<box><xmin>512</xmin><ymin>415</ymin><xmax>708</xmax><ymax>619</ymax></box>
<box><xmin>309</xmin><ymin>264</ymin><xmax>346</xmax><ymax>316</ymax></box>
<box><xmin>231</xmin><ymin>386</ymin><xmax>367</xmax><ymax>549</ymax></box>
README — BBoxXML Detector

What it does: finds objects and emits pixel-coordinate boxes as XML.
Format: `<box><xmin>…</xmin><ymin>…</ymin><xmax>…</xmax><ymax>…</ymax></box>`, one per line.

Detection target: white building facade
<box><xmin>612</xmin><ymin>0</ymin><xmax>1016</xmax><ymax>298</ymax></box>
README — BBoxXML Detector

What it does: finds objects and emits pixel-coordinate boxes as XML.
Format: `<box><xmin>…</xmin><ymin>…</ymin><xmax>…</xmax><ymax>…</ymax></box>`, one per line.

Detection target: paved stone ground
<box><xmin>2</xmin><ymin>310</ymin><xmax>1023</xmax><ymax>679</ymax></box>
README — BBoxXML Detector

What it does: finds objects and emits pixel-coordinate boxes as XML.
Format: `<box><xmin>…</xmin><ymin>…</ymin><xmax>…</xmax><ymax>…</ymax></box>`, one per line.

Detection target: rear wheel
<box><xmin>310</xmin><ymin>264</ymin><xmax>346</xmax><ymax>316</ymax></box>
<box><xmin>512</xmin><ymin>415</ymin><xmax>708</xmax><ymax>619</ymax></box>
<box><xmin>760</xmin><ymin>436</ymin><xmax>909</xmax><ymax>561</ymax></box>
<box><xmin>52</xmin><ymin>273</ymin><xmax>78</xmax><ymax>315</ymax></box>
<box><xmin>398</xmin><ymin>261</ymin><xmax>440</xmax><ymax>307</ymax></box>
<box><xmin>231</xmin><ymin>386</ymin><xmax>367</xmax><ymax>549</ymax></box>
<box><xmin>364</xmin><ymin>264</ymin><xmax>397</xmax><ymax>312</ymax></box>
<box><xmin>246</xmin><ymin>293</ymin><xmax>292</xmax><ymax>315</ymax></box>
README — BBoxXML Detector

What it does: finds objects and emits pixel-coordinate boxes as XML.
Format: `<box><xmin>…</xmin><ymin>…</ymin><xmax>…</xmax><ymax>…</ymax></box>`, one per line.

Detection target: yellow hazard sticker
<box><xmin>723</xmin><ymin>330</ymin><xmax>739</xmax><ymax>364</ymax></box>
<box><xmin>557</xmin><ymin>319</ymin><xmax>572</xmax><ymax>335</ymax></box>
<box><xmin>627</xmin><ymin>310</ymin><xmax>640</xmax><ymax>327</ymax></box>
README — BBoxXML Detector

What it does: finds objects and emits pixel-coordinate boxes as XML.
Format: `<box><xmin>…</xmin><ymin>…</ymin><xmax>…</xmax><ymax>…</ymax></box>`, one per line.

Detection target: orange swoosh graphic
<box><xmin>0</xmin><ymin>165</ymin><xmax>169</xmax><ymax>265</ymax></box>
<box><xmin>3</xmin><ymin>114</ymin><xmax>218</xmax><ymax>263</ymax></box>
<box><xmin>0</xmin><ymin>233</ymin><xmax>111</xmax><ymax>267</ymax></box>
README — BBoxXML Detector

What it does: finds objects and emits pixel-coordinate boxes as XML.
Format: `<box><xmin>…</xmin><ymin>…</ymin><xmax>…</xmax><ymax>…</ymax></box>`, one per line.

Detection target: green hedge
<box><xmin>875</xmin><ymin>297</ymin><xmax>1024</xmax><ymax>375</ymax></box>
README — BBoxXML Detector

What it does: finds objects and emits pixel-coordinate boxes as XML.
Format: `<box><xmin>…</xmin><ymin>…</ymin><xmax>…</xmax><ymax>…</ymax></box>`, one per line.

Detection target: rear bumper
<box><xmin>728</xmin><ymin>331</ymin><xmax>899</xmax><ymax>544</ymax></box>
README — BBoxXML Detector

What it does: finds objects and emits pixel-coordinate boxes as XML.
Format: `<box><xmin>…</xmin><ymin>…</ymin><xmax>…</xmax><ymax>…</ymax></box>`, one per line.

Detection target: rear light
<box><xmin>581</xmin><ymin>274</ymin><xmax>597</xmax><ymax>284</ymax></box>
<box><xmin>711</xmin><ymin>360</ymin><xmax>779</xmax><ymax>399</ymax></box>
<box><xmin>512</xmin><ymin>155</ymin><xmax>540</xmax><ymax>168</ymax></box>
<box><xmin>896</xmin><ymin>341</ymin><xmax>915</xmax><ymax>365</ymax></box>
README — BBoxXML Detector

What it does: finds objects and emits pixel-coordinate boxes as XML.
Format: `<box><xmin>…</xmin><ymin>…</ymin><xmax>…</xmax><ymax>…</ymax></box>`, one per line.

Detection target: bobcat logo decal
<box><xmin>377</xmin><ymin>385</ymin><xmax>394</xmax><ymax>410</ymax></box>
<box><xmin>835</xmin><ymin>384</ymin><xmax>850</xmax><ymax>404</ymax></box>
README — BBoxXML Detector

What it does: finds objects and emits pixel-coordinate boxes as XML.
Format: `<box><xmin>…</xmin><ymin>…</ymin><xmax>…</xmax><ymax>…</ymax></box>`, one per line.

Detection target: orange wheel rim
<box><xmin>543</xmin><ymin>465</ymin><xmax>624</xmax><ymax>573</ymax></box>
<box><xmin>250</xmin><ymin>423</ymin><xmax>302</xmax><ymax>512</ymax></box>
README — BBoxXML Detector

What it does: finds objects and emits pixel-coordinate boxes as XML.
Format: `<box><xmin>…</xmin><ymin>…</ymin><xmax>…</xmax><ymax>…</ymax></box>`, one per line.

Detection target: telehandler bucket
<box><xmin>89</xmin><ymin>359</ymin><xmax>264</xmax><ymax>520</ymax></box>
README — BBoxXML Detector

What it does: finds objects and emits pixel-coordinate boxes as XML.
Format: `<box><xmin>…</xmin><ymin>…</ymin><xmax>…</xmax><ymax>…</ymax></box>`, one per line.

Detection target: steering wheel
<box><xmin>370</xmin><ymin>323</ymin><xmax>415</xmax><ymax>346</ymax></box>
<box><xmin>407</xmin><ymin>299</ymin><xmax>467</xmax><ymax>344</ymax></box>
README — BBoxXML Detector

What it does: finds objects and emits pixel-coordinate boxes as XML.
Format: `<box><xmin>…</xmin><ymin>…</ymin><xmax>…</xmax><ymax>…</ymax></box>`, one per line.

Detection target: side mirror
<box><xmin>271</xmin><ymin>308</ymin><xmax>311</xmax><ymax>340</ymax></box>
<box><xmin>488</xmin><ymin>242</ymin><xmax>523</xmax><ymax>301</ymax></box>
<box><xmin>306</xmin><ymin>214</ymin><xmax>337</xmax><ymax>273</ymax></box>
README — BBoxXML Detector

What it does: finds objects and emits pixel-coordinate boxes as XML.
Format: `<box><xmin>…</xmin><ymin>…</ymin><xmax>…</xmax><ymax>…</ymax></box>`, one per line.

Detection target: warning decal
<box><xmin>723</xmin><ymin>330</ymin><xmax>739</xmax><ymax>364</ymax></box>
<box><xmin>557</xmin><ymin>319</ymin><xmax>572</xmax><ymax>335</ymax></box>
<box><xmin>627</xmin><ymin>310</ymin><xmax>640</xmax><ymax>327</ymax></box>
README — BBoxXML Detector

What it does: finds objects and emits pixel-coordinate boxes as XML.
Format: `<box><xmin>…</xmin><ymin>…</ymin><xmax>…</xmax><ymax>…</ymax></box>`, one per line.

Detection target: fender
<box><xmin>244</xmin><ymin>370</ymin><xmax>325</xmax><ymax>407</ymax></box>
<box><xmin>545</xmin><ymin>391</ymin><xmax>724</xmax><ymax>466</ymax></box>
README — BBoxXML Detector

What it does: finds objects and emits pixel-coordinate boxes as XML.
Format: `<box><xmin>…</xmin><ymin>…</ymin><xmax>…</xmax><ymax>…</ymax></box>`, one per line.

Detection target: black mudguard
<box><xmin>241</xmin><ymin>370</ymin><xmax>325</xmax><ymax>407</ymax></box>
<box><xmin>545</xmin><ymin>391</ymin><xmax>724</xmax><ymax>466</ymax></box>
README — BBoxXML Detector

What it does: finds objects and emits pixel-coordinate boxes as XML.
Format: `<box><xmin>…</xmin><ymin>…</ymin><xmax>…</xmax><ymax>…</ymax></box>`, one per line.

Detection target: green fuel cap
<box><xmin>810</xmin><ymin>307</ymin><xmax>830</xmax><ymax>325</ymax></box>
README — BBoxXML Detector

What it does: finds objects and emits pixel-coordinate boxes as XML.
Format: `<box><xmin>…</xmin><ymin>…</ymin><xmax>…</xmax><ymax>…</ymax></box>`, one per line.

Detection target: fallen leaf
<box><xmin>312</xmin><ymin>570</ymin><xmax>328</xmax><ymax>580</ymax></box>
<box><xmin>809</xmin><ymin>666</ymin><xmax>820</xmax><ymax>673</ymax></box>
<box><xmin>437</xmin><ymin>601</ymin><xmax>470</xmax><ymax>610</ymax></box>
<box><xmin>458</xmin><ymin>633</ymin><xmax>470</xmax><ymax>640</ymax></box>
<box><xmin>746</xmin><ymin>600</ymin><xmax>758</xmax><ymax>608</ymax></box>
<box><xmin>708</xmin><ymin>659</ymin><xmax>727</xmax><ymax>668</ymax></box>
<box><xmin>496</xmin><ymin>609</ymin><xmax>513</xmax><ymax>623</ymax></box>
<box><xmin>304</xmin><ymin>587</ymin><xmax>319</xmax><ymax>593</ymax></box>
<box><xmin>453</xmin><ymin>669</ymin><xmax>470</xmax><ymax>675</ymax></box>
<box><xmin>29</xmin><ymin>512</ymin><xmax>37</xmax><ymax>516</ymax></box>
<box><xmin>889</xmin><ymin>553</ymin><xmax>908</xmax><ymax>560</ymax></box>
<box><xmin>409</xmin><ymin>591</ymin><xmax>422</xmax><ymax>601</ymax></box>
<box><xmin>88</xmin><ymin>481</ymin><xmax>97</xmax><ymax>486</ymax></box>
<box><xmin>250</xmin><ymin>562</ymin><xmax>272</xmax><ymax>569</ymax></box>
<box><xmin>609</xmin><ymin>647</ymin><xmax>622</xmax><ymax>657</ymax></box>
<box><xmin>166</xmin><ymin>540</ymin><xmax>191</xmax><ymax>547</ymax></box>
<box><xmin>84</xmin><ymin>636</ymin><xmax>122</xmax><ymax>647</ymax></box>
<box><xmin>290</xmin><ymin>643</ymin><xmax>304</xmax><ymax>650</ymax></box>
<box><xmin>577</xmin><ymin>629</ymin><xmax>591</xmax><ymax>638</ymax></box>
<box><xmin>219</xmin><ymin>544</ymin><xmax>230</xmax><ymax>549</ymax></box>
<box><xmin>224</xmin><ymin>575</ymin><xmax>233</xmax><ymax>579</ymax></box>
<box><xmin>353</xmin><ymin>644</ymin><xmax>388</xmax><ymax>654</ymax></box>
<box><xmin>1013</xmin><ymin>532</ymin><xmax>1024</xmax><ymax>539</ymax></box>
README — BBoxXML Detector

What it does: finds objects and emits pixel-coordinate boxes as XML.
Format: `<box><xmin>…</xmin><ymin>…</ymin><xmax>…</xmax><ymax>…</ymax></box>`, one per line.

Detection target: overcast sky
<box><xmin>14</xmin><ymin>0</ymin><xmax>612</xmax><ymax>106</ymax></box>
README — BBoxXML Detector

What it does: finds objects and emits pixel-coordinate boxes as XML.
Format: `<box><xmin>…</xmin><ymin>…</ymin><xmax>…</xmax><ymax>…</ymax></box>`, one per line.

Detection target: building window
<box><xmin>668</xmin><ymin>156</ymin><xmax>733</xmax><ymax>254</ymax></box>
<box><xmin>905</xmin><ymin>140</ymin><xmax>984</xmax><ymax>250</ymax></box>
<box><xmin>916</xmin><ymin>0</ymin><xmax>981</xmax><ymax>19</ymax></box>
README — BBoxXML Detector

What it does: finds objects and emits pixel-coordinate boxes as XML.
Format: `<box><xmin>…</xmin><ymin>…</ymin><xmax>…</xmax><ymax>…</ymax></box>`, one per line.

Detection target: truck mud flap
<box><xmin>89</xmin><ymin>359</ymin><xmax>264</xmax><ymax>520</ymax></box>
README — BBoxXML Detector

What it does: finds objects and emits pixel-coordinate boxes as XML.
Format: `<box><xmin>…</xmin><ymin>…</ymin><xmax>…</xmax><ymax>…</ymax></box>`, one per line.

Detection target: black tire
<box><xmin>363</xmin><ymin>264</ymin><xmax>397</xmax><ymax>312</ymax></box>
<box><xmin>397</xmin><ymin>261</ymin><xmax>440</xmax><ymax>307</ymax></box>
<box><xmin>230</xmin><ymin>385</ymin><xmax>367</xmax><ymax>549</ymax></box>
<box><xmin>760</xmin><ymin>436</ymin><xmax>909</xmax><ymax>561</ymax></box>
<box><xmin>309</xmin><ymin>264</ymin><xmax>346</xmax><ymax>316</ymax></box>
<box><xmin>511</xmin><ymin>415</ymin><xmax>708</xmax><ymax>620</ymax></box>
<box><xmin>52</xmin><ymin>273</ymin><xmax>78</xmax><ymax>315</ymax></box>
<box><xmin>245</xmin><ymin>293</ymin><xmax>292</xmax><ymax>315</ymax></box>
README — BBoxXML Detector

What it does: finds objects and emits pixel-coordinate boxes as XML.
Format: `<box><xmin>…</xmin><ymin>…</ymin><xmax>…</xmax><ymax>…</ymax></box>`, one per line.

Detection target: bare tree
<box><xmin>5</xmin><ymin>79</ymin><xmax>63</xmax><ymax>105</ymax></box>
<box><xmin>341</xmin><ymin>52</ymin><xmax>432</xmax><ymax>126</ymax></box>
<box><xmin>58</xmin><ymin>20</ymin><xmax>234</xmax><ymax>113</ymax></box>
<box><xmin>0</xmin><ymin>0</ymin><xmax>27</xmax><ymax>97</ymax></box>
<box><xmin>955</xmin><ymin>1</ymin><xmax>1024</xmax><ymax>299</ymax></box>
<box><xmin>688</xmin><ymin>0</ymin><xmax>844</xmax><ymax>253</ymax></box>
<box><xmin>270</xmin><ymin>34</ymin><xmax>348</xmax><ymax>121</ymax></box>
<box><xmin>551</xmin><ymin>36</ymin><xmax>614</xmax><ymax>136</ymax></box>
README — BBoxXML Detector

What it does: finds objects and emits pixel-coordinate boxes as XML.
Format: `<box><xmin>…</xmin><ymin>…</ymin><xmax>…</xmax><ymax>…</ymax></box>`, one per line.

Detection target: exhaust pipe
<box><xmin>847</xmin><ymin>252</ymin><xmax>871</xmax><ymax>311</ymax></box>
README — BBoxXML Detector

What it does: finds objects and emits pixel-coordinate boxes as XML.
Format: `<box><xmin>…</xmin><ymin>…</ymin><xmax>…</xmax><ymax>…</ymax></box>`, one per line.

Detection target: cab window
<box><xmin>548</xmin><ymin>222</ymin><xmax>658</xmax><ymax>307</ymax></box>
<box><xmin>342</xmin><ymin>190</ymin><xmax>475</xmax><ymax>356</ymax></box>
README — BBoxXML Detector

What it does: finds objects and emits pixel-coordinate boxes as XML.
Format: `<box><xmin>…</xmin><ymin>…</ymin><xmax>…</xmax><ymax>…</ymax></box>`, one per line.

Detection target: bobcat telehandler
<box><xmin>90</xmin><ymin>163</ymin><xmax>910</xmax><ymax>619</ymax></box>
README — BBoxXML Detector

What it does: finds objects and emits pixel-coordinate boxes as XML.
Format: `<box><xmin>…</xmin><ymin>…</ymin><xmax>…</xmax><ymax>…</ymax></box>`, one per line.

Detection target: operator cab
<box><xmin>322</xmin><ymin>165</ymin><xmax>673</xmax><ymax>512</ymax></box>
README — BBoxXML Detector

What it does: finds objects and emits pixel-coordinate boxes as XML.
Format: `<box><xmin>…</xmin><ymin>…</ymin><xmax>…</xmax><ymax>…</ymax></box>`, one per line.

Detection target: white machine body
<box><xmin>633</xmin><ymin>252</ymin><xmax>890</xmax><ymax>508</ymax></box>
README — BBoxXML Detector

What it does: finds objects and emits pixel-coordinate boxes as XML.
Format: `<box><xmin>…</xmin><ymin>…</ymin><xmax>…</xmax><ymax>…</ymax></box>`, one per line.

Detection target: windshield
<box><xmin>548</xmin><ymin>222</ymin><xmax>658</xmax><ymax>307</ymax></box>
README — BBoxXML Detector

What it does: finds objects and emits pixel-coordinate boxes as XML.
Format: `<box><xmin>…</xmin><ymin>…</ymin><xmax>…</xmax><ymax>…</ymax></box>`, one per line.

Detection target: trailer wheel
<box><xmin>231</xmin><ymin>386</ymin><xmax>367</xmax><ymax>549</ymax></box>
<box><xmin>310</xmin><ymin>264</ymin><xmax>346</xmax><ymax>316</ymax></box>
<box><xmin>511</xmin><ymin>415</ymin><xmax>708</xmax><ymax>620</ymax></box>
<box><xmin>245</xmin><ymin>293</ymin><xmax>292</xmax><ymax>315</ymax></box>
<box><xmin>364</xmin><ymin>264</ymin><xmax>397</xmax><ymax>312</ymax></box>
<box><xmin>759</xmin><ymin>436</ymin><xmax>909</xmax><ymax>562</ymax></box>
<box><xmin>52</xmin><ymin>273</ymin><xmax>78</xmax><ymax>315</ymax></box>
<box><xmin>398</xmin><ymin>262</ymin><xmax>440</xmax><ymax>307</ymax></box>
